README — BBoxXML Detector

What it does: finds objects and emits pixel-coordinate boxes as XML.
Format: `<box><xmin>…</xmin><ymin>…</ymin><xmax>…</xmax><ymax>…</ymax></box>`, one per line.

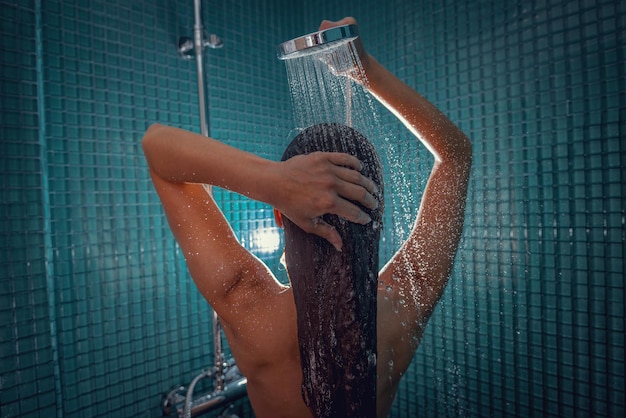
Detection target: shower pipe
<box><xmin>161</xmin><ymin>359</ymin><xmax>248</xmax><ymax>417</ymax></box>
<box><xmin>191</xmin><ymin>0</ymin><xmax>225</xmax><ymax>394</ymax></box>
<box><xmin>172</xmin><ymin>2</ymin><xmax>234</xmax><ymax>417</ymax></box>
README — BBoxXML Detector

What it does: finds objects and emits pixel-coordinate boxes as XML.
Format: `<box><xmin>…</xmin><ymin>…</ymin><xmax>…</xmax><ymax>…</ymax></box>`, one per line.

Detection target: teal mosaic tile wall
<box><xmin>296</xmin><ymin>0</ymin><xmax>625</xmax><ymax>417</ymax></box>
<box><xmin>1</xmin><ymin>2</ymin><xmax>57</xmax><ymax>417</ymax></box>
<box><xmin>2</xmin><ymin>0</ymin><xmax>294</xmax><ymax>417</ymax></box>
<box><xmin>41</xmin><ymin>1</ymin><xmax>214</xmax><ymax>415</ymax></box>
<box><xmin>1</xmin><ymin>0</ymin><xmax>624</xmax><ymax>417</ymax></box>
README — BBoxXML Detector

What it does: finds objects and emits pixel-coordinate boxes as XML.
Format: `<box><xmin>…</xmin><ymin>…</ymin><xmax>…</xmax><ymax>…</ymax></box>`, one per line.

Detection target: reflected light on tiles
<box><xmin>249</xmin><ymin>227</ymin><xmax>281</xmax><ymax>254</ymax></box>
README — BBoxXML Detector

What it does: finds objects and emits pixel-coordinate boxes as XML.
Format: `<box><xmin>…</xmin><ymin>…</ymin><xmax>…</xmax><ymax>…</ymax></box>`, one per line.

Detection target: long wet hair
<box><xmin>281</xmin><ymin>123</ymin><xmax>384</xmax><ymax>418</ymax></box>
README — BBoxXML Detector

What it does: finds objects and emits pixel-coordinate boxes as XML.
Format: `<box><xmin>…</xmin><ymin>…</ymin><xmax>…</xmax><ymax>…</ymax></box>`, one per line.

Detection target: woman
<box><xmin>142</xmin><ymin>17</ymin><xmax>472</xmax><ymax>417</ymax></box>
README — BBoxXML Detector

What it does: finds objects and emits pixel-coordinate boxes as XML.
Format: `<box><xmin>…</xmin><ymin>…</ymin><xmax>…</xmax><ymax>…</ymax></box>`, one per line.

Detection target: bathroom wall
<box><xmin>1</xmin><ymin>2</ymin><xmax>56</xmax><ymax>417</ymax></box>
<box><xmin>295</xmin><ymin>0</ymin><xmax>624</xmax><ymax>417</ymax></box>
<box><xmin>1</xmin><ymin>0</ymin><xmax>294</xmax><ymax>416</ymax></box>
<box><xmin>1</xmin><ymin>0</ymin><xmax>624</xmax><ymax>417</ymax></box>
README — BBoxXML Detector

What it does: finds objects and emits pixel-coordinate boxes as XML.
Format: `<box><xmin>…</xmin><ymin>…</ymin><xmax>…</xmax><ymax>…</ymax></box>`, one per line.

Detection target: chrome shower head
<box><xmin>277</xmin><ymin>24</ymin><xmax>359</xmax><ymax>60</ymax></box>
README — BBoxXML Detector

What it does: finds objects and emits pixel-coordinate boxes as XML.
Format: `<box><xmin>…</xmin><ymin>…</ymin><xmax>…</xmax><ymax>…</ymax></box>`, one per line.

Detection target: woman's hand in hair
<box><xmin>269</xmin><ymin>151</ymin><xmax>378</xmax><ymax>251</ymax></box>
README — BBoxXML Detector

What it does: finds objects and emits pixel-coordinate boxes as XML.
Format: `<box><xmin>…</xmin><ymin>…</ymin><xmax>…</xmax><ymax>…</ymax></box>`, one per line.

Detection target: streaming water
<box><xmin>282</xmin><ymin>40</ymin><xmax>418</xmax><ymax>262</ymax></box>
<box><xmin>281</xmin><ymin>40</ymin><xmax>422</xmax><ymax>409</ymax></box>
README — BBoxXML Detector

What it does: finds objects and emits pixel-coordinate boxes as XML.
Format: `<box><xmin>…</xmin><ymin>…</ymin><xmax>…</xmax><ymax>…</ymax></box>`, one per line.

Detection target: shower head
<box><xmin>277</xmin><ymin>24</ymin><xmax>359</xmax><ymax>60</ymax></box>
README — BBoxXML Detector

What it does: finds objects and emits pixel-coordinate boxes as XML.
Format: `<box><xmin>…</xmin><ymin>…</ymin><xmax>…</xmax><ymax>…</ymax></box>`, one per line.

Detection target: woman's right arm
<box><xmin>362</xmin><ymin>44</ymin><xmax>472</xmax><ymax>330</ymax></box>
<box><xmin>142</xmin><ymin>124</ymin><xmax>379</xmax><ymax>325</ymax></box>
<box><xmin>320</xmin><ymin>17</ymin><xmax>472</xmax><ymax>396</ymax></box>
<box><xmin>142</xmin><ymin>124</ymin><xmax>378</xmax><ymax>251</ymax></box>
<box><xmin>321</xmin><ymin>17</ymin><xmax>472</xmax><ymax>314</ymax></box>
<box><xmin>370</xmin><ymin>49</ymin><xmax>472</xmax><ymax>338</ymax></box>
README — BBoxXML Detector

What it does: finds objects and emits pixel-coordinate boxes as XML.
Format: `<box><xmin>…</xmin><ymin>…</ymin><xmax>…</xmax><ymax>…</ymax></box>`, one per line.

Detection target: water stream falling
<box><xmin>282</xmin><ymin>39</ymin><xmax>419</xmax><ymax>262</ymax></box>
<box><xmin>281</xmin><ymin>40</ymin><xmax>424</xmax><ymax>413</ymax></box>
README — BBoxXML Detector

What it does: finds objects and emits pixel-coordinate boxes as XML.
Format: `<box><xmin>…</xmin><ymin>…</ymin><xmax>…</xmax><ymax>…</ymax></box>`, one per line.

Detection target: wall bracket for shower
<box><xmin>178</xmin><ymin>33</ymin><xmax>223</xmax><ymax>60</ymax></box>
<box><xmin>277</xmin><ymin>24</ymin><xmax>359</xmax><ymax>60</ymax></box>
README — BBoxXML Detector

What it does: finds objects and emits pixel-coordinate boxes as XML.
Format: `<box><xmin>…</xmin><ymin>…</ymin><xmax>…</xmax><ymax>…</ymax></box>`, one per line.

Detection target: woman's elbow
<box><xmin>142</xmin><ymin>123</ymin><xmax>173</xmax><ymax>168</ymax></box>
<box><xmin>442</xmin><ymin>133</ymin><xmax>472</xmax><ymax>167</ymax></box>
<box><xmin>142</xmin><ymin>123</ymin><xmax>164</xmax><ymax>151</ymax></box>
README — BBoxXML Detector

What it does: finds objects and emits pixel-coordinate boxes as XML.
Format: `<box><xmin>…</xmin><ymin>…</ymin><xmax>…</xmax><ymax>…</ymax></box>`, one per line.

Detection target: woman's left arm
<box><xmin>142</xmin><ymin>123</ymin><xmax>378</xmax><ymax>250</ymax></box>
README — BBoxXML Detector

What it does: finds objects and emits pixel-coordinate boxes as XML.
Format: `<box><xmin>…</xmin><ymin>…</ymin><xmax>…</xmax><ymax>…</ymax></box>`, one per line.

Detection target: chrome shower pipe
<box><xmin>192</xmin><ymin>0</ymin><xmax>224</xmax><ymax>392</ymax></box>
<box><xmin>187</xmin><ymin>376</ymin><xmax>247</xmax><ymax>417</ymax></box>
<box><xmin>193</xmin><ymin>0</ymin><xmax>208</xmax><ymax>137</ymax></box>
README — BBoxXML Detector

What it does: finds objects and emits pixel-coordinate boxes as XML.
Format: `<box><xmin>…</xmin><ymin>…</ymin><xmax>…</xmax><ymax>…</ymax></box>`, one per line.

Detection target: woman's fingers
<box><xmin>318</xmin><ymin>17</ymin><xmax>357</xmax><ymax>31</ymax></box>
<box><xmin>329</xmin><ymin>198</ymin><xmax>372</xmax><ymax>225</ymax></box>
<box><xmin>276</xmin><ymin>151</ymin><xmax>380</xmax><ymax>249</ymax></box>
<box><xmin>332</xmin><ymin>165</ymin><xmax>379</xmax><ymax>209</ymax></box>
<box><xmin>322</xmin><ymin>153</ymin><xmax>379</xmax><ymax>211</ymax></box>
<box><xmin>324</xmin><ymin>153</ymin><xmax>378</xmax><ymax>196</ymax></box>
<box><xmin>324</xmin><ymin>152</ymin><xmax>363</xmax><ymax>171</ymax></box>
<box><xmin>308</xmin><ymin>218</ymin><xmax>343</xmax><ymax>252</ymax></box>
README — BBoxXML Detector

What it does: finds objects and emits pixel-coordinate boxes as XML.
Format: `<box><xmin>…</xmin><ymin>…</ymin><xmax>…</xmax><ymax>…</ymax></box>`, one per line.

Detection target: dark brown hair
<box><xmin>281</xmin><ymin>123</ymin><xmax>383</xmax><ymax>418</ymax></box>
